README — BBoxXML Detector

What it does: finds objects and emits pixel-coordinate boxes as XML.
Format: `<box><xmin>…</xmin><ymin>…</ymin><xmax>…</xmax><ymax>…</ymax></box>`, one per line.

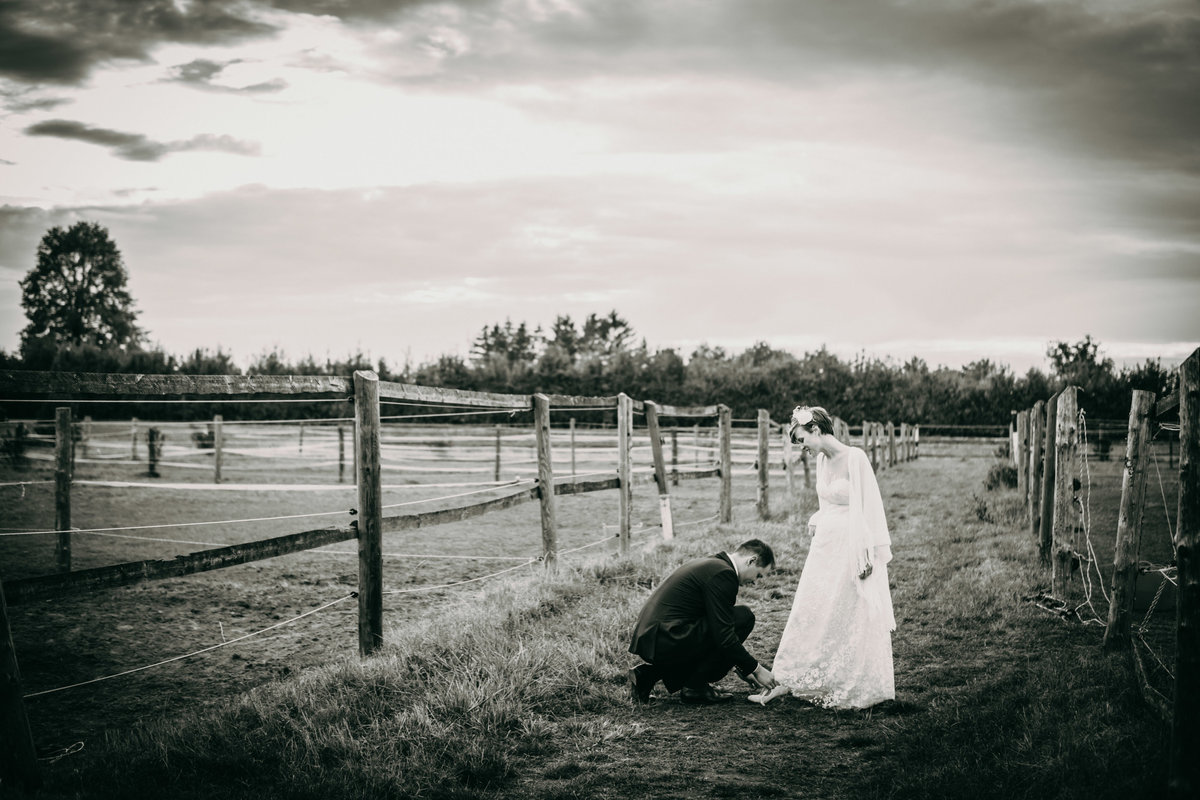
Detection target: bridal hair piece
<box><xmin>789</xmin><ymin>405</ymin><xmax>834</xmax><ymax>438</ymax></box>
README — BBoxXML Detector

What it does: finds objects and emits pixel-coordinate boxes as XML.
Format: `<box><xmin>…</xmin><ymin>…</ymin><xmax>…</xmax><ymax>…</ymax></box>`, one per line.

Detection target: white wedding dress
<box><xmin>768</xmin><ymin>448</ymin><xmax>896</xmax><ymax>709</ymax></box>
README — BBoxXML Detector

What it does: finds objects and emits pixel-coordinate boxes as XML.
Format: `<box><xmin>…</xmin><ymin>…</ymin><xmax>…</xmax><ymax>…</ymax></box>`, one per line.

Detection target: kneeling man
<box><xmin>627</xmin><ymin>539</ymin><xmax>777</xmax><ymax>704</ymax></box>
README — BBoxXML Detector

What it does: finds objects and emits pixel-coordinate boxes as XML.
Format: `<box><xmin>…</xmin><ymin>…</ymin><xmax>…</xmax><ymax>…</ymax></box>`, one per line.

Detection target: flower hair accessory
<box><xmin>792</xmin><ymin>407</ymin><xmax>814</xmax><ymax>427</ymax></box>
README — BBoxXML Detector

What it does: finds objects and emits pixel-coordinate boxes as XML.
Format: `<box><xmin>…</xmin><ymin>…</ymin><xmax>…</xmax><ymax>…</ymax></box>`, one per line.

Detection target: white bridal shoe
<box><xmin>748</xmin><ymin>684</ymin><xmax>791</xmax><ymax>705</ymax></box>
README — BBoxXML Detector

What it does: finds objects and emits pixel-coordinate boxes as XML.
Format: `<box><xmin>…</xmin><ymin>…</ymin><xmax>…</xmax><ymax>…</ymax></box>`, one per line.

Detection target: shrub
<box><xmin>984</xmin><ymin>462</ymin><xmax>1018</xmax><ymax>491</ymax></box>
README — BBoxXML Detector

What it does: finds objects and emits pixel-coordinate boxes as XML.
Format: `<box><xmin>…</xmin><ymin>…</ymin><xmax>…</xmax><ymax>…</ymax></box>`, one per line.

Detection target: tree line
<box><xmin>1</xmin><ymin>222</ymin><xmax>1178</xmax><ymax>427</ymax></box>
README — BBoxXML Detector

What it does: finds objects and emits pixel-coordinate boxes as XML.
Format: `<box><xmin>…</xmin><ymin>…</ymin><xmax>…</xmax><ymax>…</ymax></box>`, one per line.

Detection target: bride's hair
<box><xmin>792</xmin><ymin>405</ymin><xmax>835</xmax><ymax>436</ymax></box>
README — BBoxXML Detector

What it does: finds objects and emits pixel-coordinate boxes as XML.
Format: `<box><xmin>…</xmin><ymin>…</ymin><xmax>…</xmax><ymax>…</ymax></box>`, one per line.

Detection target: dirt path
<box><xmin>507</xmin><ymin>454</ymin><xmax>989</xmax><ymax>800</ymax></box>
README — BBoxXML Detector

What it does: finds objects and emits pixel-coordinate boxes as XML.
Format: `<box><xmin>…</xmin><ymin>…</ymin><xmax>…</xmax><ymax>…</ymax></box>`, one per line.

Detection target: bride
<box><xmin>751</xmin><ymin>405</ymin><xmax>896</xmax><ymax>709</ymax></box>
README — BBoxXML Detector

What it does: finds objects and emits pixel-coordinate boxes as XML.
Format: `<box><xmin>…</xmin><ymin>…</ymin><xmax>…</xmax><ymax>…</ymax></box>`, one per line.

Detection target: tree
<box><xmin>19</xmin><ymin>222</ymin><xmax>142</xmax><ymax>356</ymax></box>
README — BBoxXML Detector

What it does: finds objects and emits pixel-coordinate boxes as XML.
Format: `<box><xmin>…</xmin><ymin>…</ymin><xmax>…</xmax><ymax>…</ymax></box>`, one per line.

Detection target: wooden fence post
<box><xmin>756</xmin><ymin>410</ymin><xmax>770</xmax><ymax>520</ymax></box>
<box><xmin>213</xmin><ymin>414</ymin><xmax>223</xmax><ymax>484</ymax></box>
<box><xmin>147</xmin><ymin>427</ymin><xmax>161</xmax><ymax>478</ymax></box>
<box><xmin>55</xmin><ymin>407</ymin><xmax>71</xmax><ymax>573</ymax></box>
<box><xmin>1016</xmin><ymin>410</ymin><xmax>1030</xmax><ymax>505</ymax></box>
<box><xmin>534</xmin><ymin>394</ymin><xmax>559</xmax><ymax>567</ymax></box>
<box><xmin>298</xmin><ymin>420</ymin><xmax>304</xmax><ymax>454</ymax></box>
<box><xmin>914</xmin><ymin>424</ymin><xmax>920</xmax><ymax>459</ymax></box>
<box><xmin>494</xmin><ymin>426</ymin><xmax>502</xmax><ymax>482</ymax></box>
<box><xmin>338</xmin><ymin>424</ymin><xmax>345</xmax><ymax>483</ymax></box>
<box><xmin>783</xmin><ymin>427</ymin><xmax>795</xmax><ymax>499</ymax></box>
<box><xmin>618</xmin><ymin>393</ymin><xmax>633</xmax><ymax>554</ymax></box>
<box><xmin>0</xmin><ymin>578</ymin><xmax>40</xmax><ymax>793</ymax></box>
<box><xmin>1038</xmin><ymin>393</ymin><xmax>1060</xmax><ymax>565</ymax></box>
<box><xmin>131</xmin><ymin>416</ymin><xmax>138</xmax><ymax>461</ymax></box>
<box><xmin>646</xmin><ymin>402</ymin><xmax>673</xmax><ymax>539</ymax></box>
<box><xmin>671</xmin><ymin>427</ymin><xmax>679</xmax><ymax>487</ymax></box>
<box><xmin>353</xmin><ymin>370</ymin><xmax>383</xmax><ymax>657</ymax></box>
<box><xmin>1052</xmin><ymin>386</ymin><xmax>1081</xmax><ymax>598</ymax></box>
<box><xmin>1169</xmin><ymin>348</ymin><xmax>1199</xmax><ymax>798</ymax></box>
<box><xmin>81</xmin><ymin>415</ymin><xmax>91</xmax><ymax>459</ymax></box>
<box><xmin>719</xmin><ymin>404</ymin><xmax>732</xmax><ymax>523</ymax></box>
<box><xmin>570</xmin><ymin>418</ymin><xmax>577</xmax><ymax>478</ymax></box>
<box><xmin>887</xmin><ymin>421</ymin><xmax>896</xmax><ymax>469</ymax></box>
<box><xmin>1028</xmin><ymin>400</ymin><xmax>1045</xmax><ymax>527</ymax></box>
<box><xmin>862</xmin><ymin>420</ymin><xmax>871</xmax><ymax>466</ymax></box>
<box><xmin>1103</xmin><ymin>390</ymin><xmax>1155</xmax><ymax>650</ymax></box>
<box><xmin>694</xmin><ymin>423</ymin><xmax>700</xmax><ymax>466</ymax></box>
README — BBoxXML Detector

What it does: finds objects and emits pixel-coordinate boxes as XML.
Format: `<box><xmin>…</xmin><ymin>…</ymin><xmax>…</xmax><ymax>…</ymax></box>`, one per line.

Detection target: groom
<box><xmin>627</xmin><ymin>539</ymin><xmax>777</xmax><ymax>704</ymax></box>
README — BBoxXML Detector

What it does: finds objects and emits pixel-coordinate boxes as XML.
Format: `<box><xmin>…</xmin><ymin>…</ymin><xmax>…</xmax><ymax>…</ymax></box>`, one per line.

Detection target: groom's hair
<box><xmin>735</xmin><ymin>539</ymin><xmax>775</xmax><ymax>569</ymax></box>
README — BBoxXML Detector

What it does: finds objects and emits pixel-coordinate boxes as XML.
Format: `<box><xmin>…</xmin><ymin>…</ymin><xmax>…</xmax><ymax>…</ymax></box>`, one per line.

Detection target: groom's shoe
<box><xmin>680</xmin><ymin>684</ymin><xmax>733</xmax><ymax>705</ymax></box>
<box><xmin>627</xmin><ymin>664</ymin><xmax>657</xmax><ymax>704</ymax></box>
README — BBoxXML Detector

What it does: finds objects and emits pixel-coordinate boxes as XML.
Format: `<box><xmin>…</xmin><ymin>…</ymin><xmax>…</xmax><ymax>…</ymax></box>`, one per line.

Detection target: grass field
<box><xmin>1</xmin><ymin>424</ymin><xmax>1179</xmax><ymax>799</ymax></box>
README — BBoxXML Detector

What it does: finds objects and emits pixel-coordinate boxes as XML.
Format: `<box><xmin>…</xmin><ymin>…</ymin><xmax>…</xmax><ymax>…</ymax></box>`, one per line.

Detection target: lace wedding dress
<box><xmin>768</xmin><ymin>448</ymin><xmax>896</xmax><ymax>709</ymax></box>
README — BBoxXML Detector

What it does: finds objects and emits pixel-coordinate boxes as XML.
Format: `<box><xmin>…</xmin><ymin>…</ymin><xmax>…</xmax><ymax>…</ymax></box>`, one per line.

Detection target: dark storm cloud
<box><xmin>24</xmin><ymin>120</ymin><xmax>261</xmax><ymax>161</ymax></box>
<box><xmin>164</xmin><ymin>59</ymin><xmax>288</xmax><ymax>94</ymax></box>
<box><xmin>0</xmin><ymin>0</ymin><xmax>278</xmax><ymax>85</ymax></box>
<box><xmin>0</xmin><ymin>0</ymin><xmax>488</xmax><ymax>86</ymax></box>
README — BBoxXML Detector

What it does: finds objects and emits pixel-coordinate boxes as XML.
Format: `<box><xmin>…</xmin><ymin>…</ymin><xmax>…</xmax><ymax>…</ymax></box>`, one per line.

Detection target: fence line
<box><xmin>1011</xmin><ymin>344</ymin><xmax>1197</xmax><ymax>797</ymax></box>
<box><xmin>0</xmin><ymin>367</ymin><xmax>919</xmax><ymax>787</ymax></box>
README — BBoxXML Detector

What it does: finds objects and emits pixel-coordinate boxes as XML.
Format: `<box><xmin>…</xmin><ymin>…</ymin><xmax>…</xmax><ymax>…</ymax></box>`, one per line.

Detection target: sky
<box><xmin>1</xmin><ymin>0</ymin><xmax>1198</xmax><ymax>376</ymax></box>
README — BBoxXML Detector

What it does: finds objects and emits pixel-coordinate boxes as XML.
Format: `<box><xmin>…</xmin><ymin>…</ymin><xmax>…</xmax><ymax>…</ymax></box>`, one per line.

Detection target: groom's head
<box><xmin>732</xmin><ymin>539</ymin><xmax>775</xmax><ymax>584</ymax></box>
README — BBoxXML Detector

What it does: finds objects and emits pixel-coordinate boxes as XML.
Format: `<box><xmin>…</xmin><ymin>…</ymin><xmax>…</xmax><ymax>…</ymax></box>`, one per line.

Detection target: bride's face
<box><xmin>791</xmin><ymin>423</ymin><xmax>819</xmax><ymax>451</ymax></box>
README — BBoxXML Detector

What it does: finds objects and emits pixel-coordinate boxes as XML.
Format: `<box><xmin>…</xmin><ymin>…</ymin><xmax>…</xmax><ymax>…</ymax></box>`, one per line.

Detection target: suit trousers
<box><xmin>656</xmin><ymin>604</ymin><xmax>755</xmax><ymax>692</ymax></box>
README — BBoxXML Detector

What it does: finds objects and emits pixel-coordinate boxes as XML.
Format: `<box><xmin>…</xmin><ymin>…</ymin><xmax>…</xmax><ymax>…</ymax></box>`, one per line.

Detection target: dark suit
<box><xmin>628</xmin><ymin>552</ymin><xmax>757</xmax><ymax>692</ymax></box>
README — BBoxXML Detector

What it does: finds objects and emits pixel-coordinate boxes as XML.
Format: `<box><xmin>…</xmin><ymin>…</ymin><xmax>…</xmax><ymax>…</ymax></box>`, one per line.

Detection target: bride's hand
<box><xmin>858</xmin><ymin>563</ymin><xmax>873</xmax><ymax>580</ymax></box>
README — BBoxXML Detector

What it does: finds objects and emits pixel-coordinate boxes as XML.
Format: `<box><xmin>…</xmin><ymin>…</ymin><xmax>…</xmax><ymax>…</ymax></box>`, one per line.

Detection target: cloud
<box><xmin>0</xmin><ymin>0</ymin><xmax>278</xmax><ymax>85</ymax></box>
<box><xmin>164</xmin><ymin>58</ymin><xmax>287</xmax><ymax>93</ymax></box>
<box><xmin>23</xmin><ymin>120</ymin><xmax>261</xmax><ymax>161</ymax></box>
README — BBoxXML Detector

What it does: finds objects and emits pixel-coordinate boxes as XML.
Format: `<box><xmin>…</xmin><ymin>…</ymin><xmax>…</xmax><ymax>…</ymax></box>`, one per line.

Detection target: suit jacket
<box><xmin>628</xmin><ymin>552</ymin><xmax>757</xmax><ymax>675</ymax></box>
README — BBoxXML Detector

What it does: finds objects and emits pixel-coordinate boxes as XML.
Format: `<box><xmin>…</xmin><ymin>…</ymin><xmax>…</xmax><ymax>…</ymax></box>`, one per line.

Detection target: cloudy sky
<box><xmin>1</xmin><ymin>0</ymin><xmax>1197</xmax><ymax>375</ymax></box>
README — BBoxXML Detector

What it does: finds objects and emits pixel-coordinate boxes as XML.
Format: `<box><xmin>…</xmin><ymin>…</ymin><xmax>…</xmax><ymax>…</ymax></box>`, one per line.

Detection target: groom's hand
<box><xmin>750</xmin><ymin>664</ymin><xmax>776</xmax><ymax>689</ymax></box>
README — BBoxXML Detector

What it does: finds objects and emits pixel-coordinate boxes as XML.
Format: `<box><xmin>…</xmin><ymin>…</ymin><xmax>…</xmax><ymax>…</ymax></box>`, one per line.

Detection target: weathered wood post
<box><xmin>55</xmin><ymin>407</ymin><xmax>71</xmax><ymax>573</ymax></box>
<box><xmin>1016</xmin><ymin>410</ymin><xmax>1030</xmax><ymax>505</ymax></box>
<box><xmin>756</xmin><ymin>409</ymin><xmax>770</xmax><ymax>520</ymax></box>
<box><xmin>694</xmin><ymin>423</ymin><xmax>700</xmax><ymax>466</ymax></box>
<box><xmin>645</xmin><ymin>402</ymin><xmax>673</xmax><ymax>539</ymax></box>
<box><xmin>1052</xmin><ymin>386</ymin><xmax>1081</xmax><ymax>598</ymax></box>
<box><xmin>337</xmin><ymin>424</ymin><xmax>345</xmax><ymax>483</ymax></box>
<box><xmin>783</xmin><ymin>426</ymin><xmax>795</xmax><ymax>499</ymax></box>
<box><xmin>0</xmin><ymin>579</ymin><xmax>40</xmax><ymax>793</ymax></box>
<box><xmin>131</xmin><ymin>416</ymin><xmax>138</xmax><ymax>461</ymax></box>
<box><xmin>617</xmin><ymin>393</ymin><xmax>633</xmax><ymax>553</ymax></box>
<box><xmin>1028</xmin><ymin>400</ymin><xmax>1045</xmax><ymax>527</ymax></box>
<box><xmin>569</xmin><ymin>417</ymin><xmax>577</xmax><ymax>478</ymax></box>
<box><xmin>298</xmin><ymin>420</ymin><xmax>305</xmax><ymax>454</ymax></box>
<box><xmin>81</xmin><ymin>415</ymin><xmax>91</xmax><ymax>459</ymax></box>
<box><xmin>213</xmin><ymin>414</ymin><xmax>223</xmax><ymax>484</ymax></box>
<box><xmin>147</xmin><ymin>427</ymin><xmax>161</xmax><ymax>477</ymax></box>
<box><xmin>1103</xmin><ymin>390</ymin><xmax>1155</xmax><ymax>650</ymax></box>
<box><xmin>718</xmin><ymin>404</ymin><xmax>732</xmax><ymax>523</ymax></box>
<box><xmin>887</xmin><ymin>421</ymin><xmax>897</xmax><ymax>469</ymax></box>
<box><xmin>863</xmin><ymin>420</ymin><xmax>871</xmax><ymax>467</ymax></box>
<box><xmin>1038</xmin><ymin>393</ymin><xmax>1060</xmax><ymax>565</ymax></box>
<box><xmin>671</xmin><ymin>427</ymin><xmax>679</xmax><ymax>487</ymax></box>
<box><xmin>534</xmin><ymin>394</ymin><xmax>559</xmax><ymax>567</ymax></box>
<box><xmin>494</xmin><ymin>425</ymin><xmax>502</xmax><ymax>482</ymax></box>
<box><xmin>353</xmin><ymin>370</ymin><xmax>383</xmax><ymax>656</ymax></box>
<box><xmin>1169</xmin><ymin>348</ymin><xmax>1199</xmax><ymax>799</ymax></box>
